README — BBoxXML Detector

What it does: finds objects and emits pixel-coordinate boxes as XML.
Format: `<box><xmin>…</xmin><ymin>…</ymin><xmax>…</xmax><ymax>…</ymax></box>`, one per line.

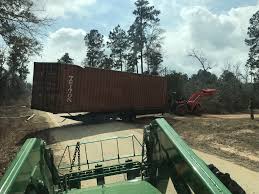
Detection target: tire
<box><xmin>208</xmin><ymin>164</ymin><xmax>246</xmax><ymax>194</ymax></box>
<box><xmin>120</xmin><ymin>112</ymin><xmax>136</xmax><ymax>122</ymax></box>
<box><xmin>175</xmin><ymin>104</ymin><xmax>187</xmax><ymax>116</ymax></box>
<box><xmin>193</xmin><ymin>104</ymin><xmax>202</xmax><ymax>116</ymax></box>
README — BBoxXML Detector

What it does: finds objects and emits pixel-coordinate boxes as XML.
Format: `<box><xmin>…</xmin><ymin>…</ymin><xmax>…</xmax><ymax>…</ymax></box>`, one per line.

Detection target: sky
<box><xmin>29</xmin><ymin>0</ymin><xmax>259</xmax><ymax>82</ymax></box>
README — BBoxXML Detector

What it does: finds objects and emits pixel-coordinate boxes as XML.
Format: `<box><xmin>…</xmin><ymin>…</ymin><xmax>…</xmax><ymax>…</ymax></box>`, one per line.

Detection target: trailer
<box><xmin>31</xmin><ymin>62</ymin><xmax>168</xmax><ymax>120</ymax></box>
<box><xmin>0</xmin><ymin>118</ymin><xmax>245</xmax><ymax>194</ymax></box>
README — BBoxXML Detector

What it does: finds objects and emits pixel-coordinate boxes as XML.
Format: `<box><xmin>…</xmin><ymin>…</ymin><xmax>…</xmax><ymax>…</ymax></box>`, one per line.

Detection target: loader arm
<box><xmin>144</xmin><ymin>118</ymin><xmax>232</xmax><ymax>194</ymax></box>
<box><xmin>187</xmin><ymin>89</ymin><xmax>216</xmax><ymax>112</ymax></box>
<box><xmin>0</xmin><ymin>139</ymin><xmax>58</xmax><ymax>194</ymax></box>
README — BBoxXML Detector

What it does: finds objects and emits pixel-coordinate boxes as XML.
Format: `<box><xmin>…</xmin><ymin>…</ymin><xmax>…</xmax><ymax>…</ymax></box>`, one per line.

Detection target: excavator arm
<box><xmin>187</xmin><ymin>89</ymin><xmax>217</xmax><ymax>112</ymax></box>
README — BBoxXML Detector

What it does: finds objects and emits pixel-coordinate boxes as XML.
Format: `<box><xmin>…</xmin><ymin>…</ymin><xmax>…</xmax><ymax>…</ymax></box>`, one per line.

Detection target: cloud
<box><xmin>163</xmin><ymin>4</ymin><xmax>259</xmax><ymax>75</ymax></box>
<box><xmin>27</xmin><ymin>1</ymin><xmax>259</xmax><ymax>82</ymax></box>
<box><xmin>43</xmin><ymin>28</ymin><xmax>86</xmax><ymax>63</ymax></box>
<box><xmin>28</xmin><ymin>28</ymin><xmax>86</xmax><ymax>82</ymax></box>
<box><xmin>35</xmin><ymin>0</ymin><xmax>96</xmax><ymax>18</ymax></box>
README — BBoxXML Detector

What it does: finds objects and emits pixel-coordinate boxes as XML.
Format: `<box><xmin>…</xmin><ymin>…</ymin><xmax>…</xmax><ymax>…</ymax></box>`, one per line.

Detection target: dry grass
<box><xmin>0</xmin><ymin>107</ymin><xmax>51</xmax><ymax>177</ymax></box>
<box><xmin>167</xmin><ymin>116</ymin><xmax>259</xmax><ymax>171</ymax></box>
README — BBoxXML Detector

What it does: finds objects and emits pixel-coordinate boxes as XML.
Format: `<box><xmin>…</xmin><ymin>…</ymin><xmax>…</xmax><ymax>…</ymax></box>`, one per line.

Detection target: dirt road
<box><xmin>47</xmin><ymin>113</ymin><xmax>259</xmax><ymax>193</ymax></box>
<box><xmin>195</xmin><ymin>150</ymin><xmax>259</xmax><ymax>194</ymax></box>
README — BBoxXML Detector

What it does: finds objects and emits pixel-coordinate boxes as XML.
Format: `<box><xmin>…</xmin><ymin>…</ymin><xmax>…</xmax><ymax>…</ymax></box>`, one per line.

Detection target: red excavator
<box><xmin>171</xmin><ymin>89</ymin><xmax>216</xmax><ymax>116</ymax></box>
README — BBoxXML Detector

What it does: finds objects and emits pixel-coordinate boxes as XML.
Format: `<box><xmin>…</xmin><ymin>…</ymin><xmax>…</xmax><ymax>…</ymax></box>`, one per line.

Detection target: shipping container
<box><xmin>31</xmin><ymin>63</ymin><xmax>168</xmax><ymax>116</ymax></box>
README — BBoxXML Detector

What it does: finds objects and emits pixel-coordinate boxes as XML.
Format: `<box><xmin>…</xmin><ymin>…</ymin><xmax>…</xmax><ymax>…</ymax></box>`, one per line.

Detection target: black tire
<box><xmin>175</xmin><ymin>104</ymin><xmax>187</xmax><ymax>116</ymax></box>
<box><xmin>120</xmin><ymin>112</ymin><xmax>136</xmax><ymax>122</ymax></box>
<box><xmin>208</xmin><ymin>164</ymin><xmax>246</xmax><ymax>194</ymax></box>
<box><xmin>193</xmin><ymin>104</ymin><xmax>202</xmax><ymax>116</ymax></box>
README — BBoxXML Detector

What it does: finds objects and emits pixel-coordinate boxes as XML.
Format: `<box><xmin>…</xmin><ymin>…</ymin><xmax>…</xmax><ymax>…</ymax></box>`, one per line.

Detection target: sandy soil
<box><xmin>195</xmin><ymin>150</ymin><xmax>259</xmax><ymax>194</ymax></box>
<box><xmin>164</xmin><ymin>114</ymin><xmax>259</xmax><ymax>172</ymax></box>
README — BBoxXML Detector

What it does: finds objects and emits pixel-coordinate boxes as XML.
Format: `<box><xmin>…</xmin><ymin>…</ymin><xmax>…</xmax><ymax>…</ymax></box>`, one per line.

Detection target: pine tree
<box><xmin>245</xmin><ymin>10</ymin><xmax>259</xmax><ymax>82</ymax></box>
<box><xmin>126</xmin><ymin>51</ymin><xmax>138</xmax><ymax>73</ymax></box>
<box><xmin>7</xmin><ymin>36</ymin><xmax>41</xmax><ymax>81</ymax></box>
<box><xmin>144</xmin><ymin>26</ymin><xmax>163</xmax><ymax>74</ymax></box>
<box><xmin>146</xmin><ymin>49</ymin><xmax>163</xmax><ymax>74</ymax></box>
<box><xmin>99</xmin><ymin>55</ymin><xmax>114</xmax><ymax>70</ymax></box>
<box><xmin>58</xmin><ymin>53</ymin><xmax>74</xmax><ymax>64</ymax></box>
<box><xmin>107</xmin><ymin>25</ymin><xmax>129</xmax><ymax>71</ymax></box>
<box><xmin>131</xmin><ymin>0</ymin><xmax>160</xmax><ymax>73</ymax></box>
<box><xmin>127</xmin><ymin>23</ymin><xmax>141</xmax><ymax>73</ymax></box>
<box><xmin>0</xmin><ymin>0</ymin><xmax>50</xmax><ymax>103</ymax></box>
<box><xmin>83</xmin><ymin>29</ymin><xmax>105</xmax><ymax>68</ymax></box>
<box><xmin>0</xmin><ymin>0</ymin><xmax>48</xmax><ymax>81</ymax></box>
<box><xmin>0</xmin><ymin>49</ymin><xmax>6</xmax><ymax>80</ymax></box>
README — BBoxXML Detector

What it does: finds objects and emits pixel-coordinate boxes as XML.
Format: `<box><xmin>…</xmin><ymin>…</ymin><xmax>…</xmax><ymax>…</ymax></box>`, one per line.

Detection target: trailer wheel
<box><xmin>120</xmin><ymin>112</ymin><xmax>136</xmax><ymax>122</ymax></box>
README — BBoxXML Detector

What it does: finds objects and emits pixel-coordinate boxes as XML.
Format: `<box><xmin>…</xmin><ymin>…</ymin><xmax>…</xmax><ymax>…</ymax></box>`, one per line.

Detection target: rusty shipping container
<box><xmin>31</xmin><ymin>62</ymin><xmax>168</xmax><ymax>114</ymax></box>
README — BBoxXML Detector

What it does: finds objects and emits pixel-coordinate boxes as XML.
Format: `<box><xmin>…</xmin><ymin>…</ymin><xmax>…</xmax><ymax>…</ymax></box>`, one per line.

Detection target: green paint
<box><xmin>150</xmin><ymin>118</ymin><xmax>231</xmax><ymax>194</ymax></box>
<box><xmin>0</xmin><ymin>138</ymin><xmax>55</xmax><ymax>194</ymax></box>
<box><xmin>64</xmin><ymin>181</ymin><xmax>161</xmax><ymax>194</ymax></box>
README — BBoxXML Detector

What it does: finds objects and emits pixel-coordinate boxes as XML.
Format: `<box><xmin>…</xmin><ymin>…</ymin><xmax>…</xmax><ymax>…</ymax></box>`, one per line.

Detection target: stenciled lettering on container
<box><xmin>67</xmin><ymin>75</ymin><xmax>74</xmax><ymax>103</ymax></box>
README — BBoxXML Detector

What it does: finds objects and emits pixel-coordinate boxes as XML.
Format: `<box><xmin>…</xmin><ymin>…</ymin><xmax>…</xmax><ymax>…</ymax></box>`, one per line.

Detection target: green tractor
<box><xmin>0</xmin><ymin>118</ymin><xmax>244</xmax><ymax>194</ymax></box>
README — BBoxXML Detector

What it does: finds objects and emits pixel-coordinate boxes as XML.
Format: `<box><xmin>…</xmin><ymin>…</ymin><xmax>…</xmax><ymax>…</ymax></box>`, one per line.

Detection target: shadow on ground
<box><xmin>19</xmin><ymin>115</ymin><xmax>163</xmax><ymax>145</ymax></box>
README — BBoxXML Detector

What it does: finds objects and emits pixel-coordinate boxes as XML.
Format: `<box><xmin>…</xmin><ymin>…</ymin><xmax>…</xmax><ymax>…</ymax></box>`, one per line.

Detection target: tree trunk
<box><xmin>140</xmin><ymin>49</ymin><xmax>143</xmax><ymax>74</ymax></box>
<box><xmin>140</xmin><ymin>6</ymin><xmax>144</xmax><ymax>74</ymax></box>
<box><xmin>120</xmin><ymin>52</ymin><xmax>123</xmax><ymax>71</ymax></box>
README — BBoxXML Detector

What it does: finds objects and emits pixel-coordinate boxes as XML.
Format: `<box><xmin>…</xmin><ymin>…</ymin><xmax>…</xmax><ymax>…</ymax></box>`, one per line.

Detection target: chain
<box><xmin>78</xmin><ymin>143</ymin><xmax>80</xmax><ymax>171</ymax></box>
<box><xmin>70</xmin><ymin>142</ymin><xmax>81</xmax><ymax>172</ymax></box>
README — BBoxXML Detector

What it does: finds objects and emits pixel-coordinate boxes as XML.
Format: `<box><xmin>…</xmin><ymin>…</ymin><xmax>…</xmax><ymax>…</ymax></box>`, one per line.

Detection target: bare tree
<box><xmin>222</xmin><ymin>61</ymin><xmax>250</xmax><ymax>83</ymax></box>
<box><xmin>188</xmin><ymin>49</ymin><xmax>215</xmax><ymax>71</ymax></box>
<box><xmin>0</xmin><ymin>0</ymin><xmax>51</xmax><ymax>43</ymax></box>
<box><xmin>233</xmin><ymin>63</ymin><xmax>250</xmax><ymax>83</ymax></box>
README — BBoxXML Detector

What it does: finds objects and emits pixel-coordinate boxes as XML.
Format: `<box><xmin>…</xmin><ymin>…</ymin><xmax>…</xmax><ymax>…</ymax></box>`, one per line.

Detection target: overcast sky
<box><xmin>29</xmin><ymin>0</ymin><xmax>259</xmax><ymax>82</ymax></box>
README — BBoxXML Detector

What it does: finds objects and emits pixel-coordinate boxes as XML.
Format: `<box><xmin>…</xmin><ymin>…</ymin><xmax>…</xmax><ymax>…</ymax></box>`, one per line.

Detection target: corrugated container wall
<box><xmin>31</xmin><ymin>63</ymin><xmax>168</xmax><ymax>114</ymax></box>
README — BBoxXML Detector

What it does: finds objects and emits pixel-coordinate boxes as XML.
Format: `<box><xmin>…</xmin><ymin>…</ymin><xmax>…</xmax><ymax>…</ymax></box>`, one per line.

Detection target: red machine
<box><xmin>174</xmin><ymin>89</ymin><xmax>216</xmax><ymax>116</ymax></box>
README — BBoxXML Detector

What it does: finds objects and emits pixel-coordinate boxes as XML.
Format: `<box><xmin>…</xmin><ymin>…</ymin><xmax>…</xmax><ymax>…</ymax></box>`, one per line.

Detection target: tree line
<box><xmin>0</xmin><ymin>0</ymin><xmax>259</xmax><ymax>112</ymax></box>
<box><xmin>166</xmin><ymin>67</ymin><xmax>258</xmax><ymax>114</ymax></box>
<box><xmin>0</xmin><ymin>0</ymin><xmax>50</xmax><ymax>105</ymax></box>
